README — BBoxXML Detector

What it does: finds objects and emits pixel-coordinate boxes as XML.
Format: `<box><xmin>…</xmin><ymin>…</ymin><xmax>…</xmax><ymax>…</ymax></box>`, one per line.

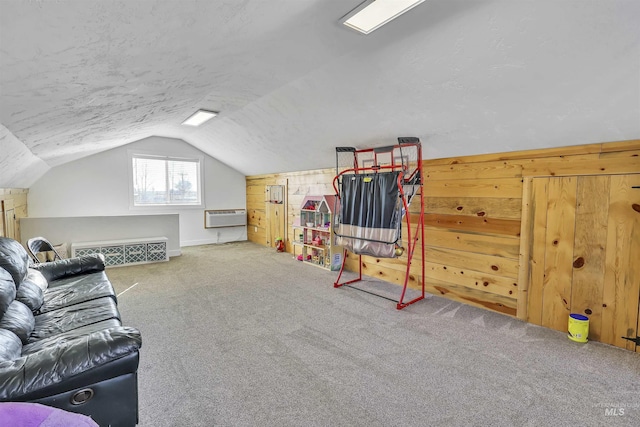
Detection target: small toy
<box><xmin>275</xmin><ymin>237</ymin><xmax>284</xmax><ymax>252</ymax></box>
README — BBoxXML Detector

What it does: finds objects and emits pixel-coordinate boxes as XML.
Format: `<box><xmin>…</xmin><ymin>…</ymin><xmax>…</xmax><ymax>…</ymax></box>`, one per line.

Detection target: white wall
<box><xmin>21</xmin><ymin>214</ymin><xmax>181</xmax><ymax>257</ymax></box>
<box><xmin>28</xmin><ymin>136</ymin><xmax>247</xmax><ymax>247</ymax></box>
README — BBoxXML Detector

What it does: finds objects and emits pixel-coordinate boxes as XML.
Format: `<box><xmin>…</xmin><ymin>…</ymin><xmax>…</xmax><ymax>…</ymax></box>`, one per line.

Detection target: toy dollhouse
<box><xmin>292</xmin><ymin>195</ymin><xmax>341</xmax><ymax>271</ymax></box>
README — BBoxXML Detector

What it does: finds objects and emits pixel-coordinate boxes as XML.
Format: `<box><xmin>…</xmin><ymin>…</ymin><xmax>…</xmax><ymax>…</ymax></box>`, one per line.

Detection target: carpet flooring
<box><xmin>106</xmin><ymin>242</ymin><xmax>640</xmax><ymax>427</ymax></box>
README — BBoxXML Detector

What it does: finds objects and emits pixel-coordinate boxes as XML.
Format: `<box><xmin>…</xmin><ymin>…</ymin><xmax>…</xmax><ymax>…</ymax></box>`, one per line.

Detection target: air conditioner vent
<box><xmin>205</xmin><ymin>209</ymin><xmax>247</xmax><ymax>228</ymax></box>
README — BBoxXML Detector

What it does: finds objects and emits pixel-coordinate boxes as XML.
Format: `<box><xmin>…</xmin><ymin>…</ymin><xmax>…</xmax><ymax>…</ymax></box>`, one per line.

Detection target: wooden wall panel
<box><xmin>540</xmin><ymin>177</ymin><xmax>577</xmax><ymax>331</ymax></box>
<box><xmin>425</xmin><ymin>246</ymin><xmax>519</xmax><ymax>278</ymax></box>
<box><xmin>423</xmin><ymin>213</ymin><xmax>521</xmax><ymax>237</ymax></box>
<box><xmin>426</xmin><ymin>178</ymin><xmax>523</xmax><ymax>198</ymax></box>
<box><xmin>425</xmin><ymin>143</ymin><xmax>605</xmax><ymax>166</ymax></box>
<box><xmin>247</xmin><ymin>140</ymin><xmax>640</xmax><ymax>341</ymax></box>
<box><xmin>246</xmin><ymin>168</ymin><xmax>335</xmax><ymax>248</ymax></box>
<box><xmin>522</xmin><ymin>152</ymin><xmax>640</xmax><ymax>177</ymax></box>
<box><xmin>425</xmin><ymin>228</ymin><xmax>520</xmax><ymax>259</ymax></box>
<box><xmin>425</xmin><ymin>277</ymin><xmax>517</xmax><ymax>316</ymax></box>
<box><xmin>425</xmin><ymin>197</ymin><xmax>522</xmax><ymax>219</ymax></box>
<box><xmin>425</xmin><ymin>261</ymin><xmax>517</xmax><ymax>298</ymax></box>
<box><xmin>602</xmin><ymin>174</ymin><xmax>640</xmax><ymax>351</ymax></box>
<box><xmin>516</xmin><ymin>177</ymin><xmax>533</xmax><ymax>320</ymax></box>
<box><xmin>570</xmin><ymin>176</ymin><xmax>610</xmax><ymax>341</ymax></box>
<box><xmin>523</xmin><ymin>172</ymin><xmax>640</xmax><ymax>351</ymax></box>
<box><xmin>425</xmin><ymin>160</ymin><xmax>522</xmax><ymax>180</ymax></box>
<box><xmin>526</xmin><ymin>178</ymin><xmax>549</xmax><ymax>325</ymax></box>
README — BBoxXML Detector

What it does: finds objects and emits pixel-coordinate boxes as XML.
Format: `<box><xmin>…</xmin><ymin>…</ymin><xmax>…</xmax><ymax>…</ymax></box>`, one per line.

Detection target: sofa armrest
<box><xmin>31</xmin><ymin>254</ymin><xmax>105</xmax><ymax>283</ymax></box>
<box><xmin>0</xmin><ymin>326</ymin><xmax>141</xmax><ymax>401</ymax></box>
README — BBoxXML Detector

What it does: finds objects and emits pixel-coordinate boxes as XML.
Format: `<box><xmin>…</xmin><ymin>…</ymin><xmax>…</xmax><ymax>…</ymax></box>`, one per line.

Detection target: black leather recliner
<box><xmin>0</xmin><ymin>237</ymin><xmax>142</xmax><ymax>426</ymax></box>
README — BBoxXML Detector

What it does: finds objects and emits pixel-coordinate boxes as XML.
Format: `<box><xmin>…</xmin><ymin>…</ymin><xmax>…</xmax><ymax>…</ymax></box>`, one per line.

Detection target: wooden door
<box><xmin>265</xmin><ymin>184</ymin><xmax>286</xmax><ymax>248</ymax></box>
<box><xmin>1</xmin><ymin>199</ymin><xmax>16</xmax><ymax>239</ymax></box>
<box><xmin>527</xmin><ymin>174</ymin><xmax>639</xmax><ymax>351</ymax></box>
<box><xmin>601</xmin><ymin>174</ymin><xmax>640</xmax><ymax>352</ymax></box>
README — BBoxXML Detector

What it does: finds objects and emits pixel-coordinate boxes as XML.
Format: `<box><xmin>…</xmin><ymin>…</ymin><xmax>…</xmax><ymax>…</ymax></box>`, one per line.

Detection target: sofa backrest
<box><xmin>0</xmin><ymin>237</ymin><xmax>29</xmax><ymax>288</ymax></box>
<box><xmin>0</xmin><ymin>269</ymin><xmax>16</xmax><ymax>319</ymax></box>
<box><xmin>0</xmin><ymin>240</ymin><xmax>37</xmax><ymax>347</ymax></box>
<box><xmin>0</xmin><ymin>328</ymin><xmax>22</xmax><ymax>361</ymax></box>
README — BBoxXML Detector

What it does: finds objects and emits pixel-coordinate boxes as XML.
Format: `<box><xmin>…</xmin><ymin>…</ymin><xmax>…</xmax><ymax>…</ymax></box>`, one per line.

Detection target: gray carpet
<box><xmin>107</xmin><ymin>242</ymin><xmax>640</xmax><ymax>427</ymax></box>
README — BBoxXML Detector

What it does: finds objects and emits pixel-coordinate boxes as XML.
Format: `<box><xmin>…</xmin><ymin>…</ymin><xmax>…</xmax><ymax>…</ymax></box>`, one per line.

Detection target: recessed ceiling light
<box><xmin>182</xmin><ymin>109</ymin><xmax>218</xmax><ymax>126</ymax></box>
<box><xmin>340</xmin><ymin>0</ymin><xmax>426</xmax><ymax>35</ymax></box>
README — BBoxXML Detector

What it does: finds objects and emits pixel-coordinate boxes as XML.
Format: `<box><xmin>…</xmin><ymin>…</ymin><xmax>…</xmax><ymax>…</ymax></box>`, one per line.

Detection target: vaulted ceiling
<box><xmin>1</xmin><ymin>0</ymin><xmax>639</xmax><ymax>188</ymax></box>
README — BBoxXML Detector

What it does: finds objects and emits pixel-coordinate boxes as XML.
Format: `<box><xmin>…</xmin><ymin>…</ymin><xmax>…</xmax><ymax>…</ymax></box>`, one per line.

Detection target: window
<box><xmin>130</xmin><ymin>153</ymin><xmax>202</xmax><ymax>207</ymax></box>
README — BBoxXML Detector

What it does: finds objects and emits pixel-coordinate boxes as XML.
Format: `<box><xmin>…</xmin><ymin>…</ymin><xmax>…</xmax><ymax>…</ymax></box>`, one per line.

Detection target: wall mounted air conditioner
<box><xmin>204</xmin><ymin>209</ymin><xmax>247</xmax><ymax>228</ymax></box>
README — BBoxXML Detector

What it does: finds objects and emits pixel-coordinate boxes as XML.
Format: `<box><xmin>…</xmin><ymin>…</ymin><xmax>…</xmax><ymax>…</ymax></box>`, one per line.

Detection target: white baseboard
<box><xmin>180</xmin><ymin>237</ymin><xmax>248</xmax><ymax>247</ymax></box>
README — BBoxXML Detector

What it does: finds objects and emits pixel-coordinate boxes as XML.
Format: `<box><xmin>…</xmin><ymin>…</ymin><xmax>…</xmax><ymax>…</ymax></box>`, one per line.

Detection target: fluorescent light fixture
<box><xmin>182</xmin><ymin>109</ymin><xmax>218</xmax><ymax>126</ymax></box>
<box><xmin>340</xmin><ymin>0</ymin><xmax>426</xmax><ymax>35</ymax></box>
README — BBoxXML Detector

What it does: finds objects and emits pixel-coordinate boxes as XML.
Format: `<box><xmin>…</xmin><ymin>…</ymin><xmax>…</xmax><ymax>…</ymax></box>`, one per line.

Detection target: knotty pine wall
<box><xmin>246</xmin><ymin>140</ymin><xmax>639</xmax><ymax>324</ymax></box>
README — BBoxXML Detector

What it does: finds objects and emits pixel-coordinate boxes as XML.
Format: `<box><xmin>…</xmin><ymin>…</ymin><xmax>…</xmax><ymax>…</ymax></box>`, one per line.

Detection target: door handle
<box><xmin>621</xmin><ymin>335</ymin><xmax>640</xmax><ymax>345</ymax></box>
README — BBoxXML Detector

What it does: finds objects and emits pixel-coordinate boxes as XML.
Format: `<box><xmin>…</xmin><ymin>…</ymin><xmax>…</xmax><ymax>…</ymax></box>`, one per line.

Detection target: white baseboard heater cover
<box><xmin>71</xmin><ymin>237</ymin><xmax>169</xmax><ymax>267</ymax></box>
<box><xmin>205</xmin><ymin>209</ymin><xmax>247</xmax><ymax>228</ymax></box>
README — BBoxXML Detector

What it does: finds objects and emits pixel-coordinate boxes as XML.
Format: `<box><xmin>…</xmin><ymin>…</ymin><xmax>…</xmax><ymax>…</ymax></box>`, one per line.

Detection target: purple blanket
<box><xmin>0</xmin><ymin>402</ymin><xmax>98</xmax><ymax>427</ymax></box>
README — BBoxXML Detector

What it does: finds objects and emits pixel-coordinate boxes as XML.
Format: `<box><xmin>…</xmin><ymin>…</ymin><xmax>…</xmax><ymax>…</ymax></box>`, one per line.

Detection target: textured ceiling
<box><xmin>1</xmin><ymin>0</ymin><xmax>639</xmax><ymax>188</ymax></box>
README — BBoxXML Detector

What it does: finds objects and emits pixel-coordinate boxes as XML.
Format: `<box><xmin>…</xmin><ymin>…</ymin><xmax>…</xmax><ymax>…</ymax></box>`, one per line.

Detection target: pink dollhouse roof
<box><xmin>300</xmin><ymin>195</ymin><xmax>323</xmax><ymax>211</ymax></box>
<box><xmin>299</xmin><ymin>195</ymin><xmax>339</xmax><ymax>214</ymax></box>
<box><xmin>319</xmin><ymin>195</ymin><xmax>339</xmax><ymax>214</ymax></box>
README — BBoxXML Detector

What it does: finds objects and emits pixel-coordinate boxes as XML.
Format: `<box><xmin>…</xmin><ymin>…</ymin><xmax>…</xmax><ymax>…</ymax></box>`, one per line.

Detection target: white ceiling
<box><xmin>1</xmin><ymin>0</ymin><xmax>639</xmax><ymax>188</ymax></box>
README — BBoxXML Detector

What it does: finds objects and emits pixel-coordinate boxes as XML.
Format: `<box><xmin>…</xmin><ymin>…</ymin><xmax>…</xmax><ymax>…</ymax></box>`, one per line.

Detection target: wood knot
<box><xmin>632</xmin><ymin>203</ymin><xmax>640</xmax><ymax>213</ymax></box>
<box><xmin>573</xmin><ymin>257</ymin><xmax>585</xmax><ymax>268</ymax></box>
<box><xmin>456</xmin><ymin>206</ymin><xmax>463</xmax><ymax>211</ymax></box>
<box><xmin>491</xmin><ymin>265</ymin><xmax>499</xmax><ymax>271</ymax></box>
<box><xmin>476</xmin><ymin>211</ymin><xmax>486</xmax><ymax>217</ymax></box>
<box><xmin>483</xmin><ymin>281</ymin><xmax>489</xmax><ymax>287</ymax></box>
<box><xmin>552</xmin><ymin>240</ymin><xmax>559</xmax><ymax>246</ymax></box>
<box><xmin>584</xmin><ymin>308</ymin><xmax>592</xmax><ymax>315</ymax></box>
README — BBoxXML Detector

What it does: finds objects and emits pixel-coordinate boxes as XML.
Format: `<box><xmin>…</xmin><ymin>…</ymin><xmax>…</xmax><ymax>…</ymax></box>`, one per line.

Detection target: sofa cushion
<box><xmin>30</xmin><ymin>297</ymin><xmax>120</xmax><ymax>342</ymax></box>
<box><xmin>39</xmin><ymin>271</ymin><xmax>116</xmax><ymax>314</ymax></box>
<box><xmin>26</xmin><ymin>269</ymin><xmax>48</xmax><ymax>292</ymax></box>
<box><xmin>0</xmin><ymin>300</ymin><xmax>35</xmax><ymax>344</ymax></box>
<box><xmin>0</xmin><ymin>237</ymin><xmax>29</xmax><ymax>288</ymax></box>
<box><xmin>15</xmin><ymin>279</ymin><xmax>44</xmax><ymax>313</ymax></box>
<box><xmin>0</xmin><ymin>269</ymin><xmax>16</xmax><ymax>319</ymax></box>
<box><xmin>22</xmin><ymin>319</ymin><xmax>122</xmax><ymax>355</ymax></box>
<box><xmin>0</xmin><ymin>329</ymin><xmax>22</xmax><ymax>361</ymax></box>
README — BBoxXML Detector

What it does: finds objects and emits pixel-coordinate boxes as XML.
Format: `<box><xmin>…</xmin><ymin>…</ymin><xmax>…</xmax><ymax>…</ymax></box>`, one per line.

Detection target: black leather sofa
<box><xmin>0</xmin><ymin>236</ymin><xmax>142</xmax><ymax>426</ymax></box>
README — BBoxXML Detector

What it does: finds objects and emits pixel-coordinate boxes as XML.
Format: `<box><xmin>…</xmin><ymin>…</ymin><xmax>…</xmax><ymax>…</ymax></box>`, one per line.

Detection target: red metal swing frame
<box><xmin>332</xmin><ymin>138</ymin><xmax>425</xmax><ymax>310</ymax></box>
